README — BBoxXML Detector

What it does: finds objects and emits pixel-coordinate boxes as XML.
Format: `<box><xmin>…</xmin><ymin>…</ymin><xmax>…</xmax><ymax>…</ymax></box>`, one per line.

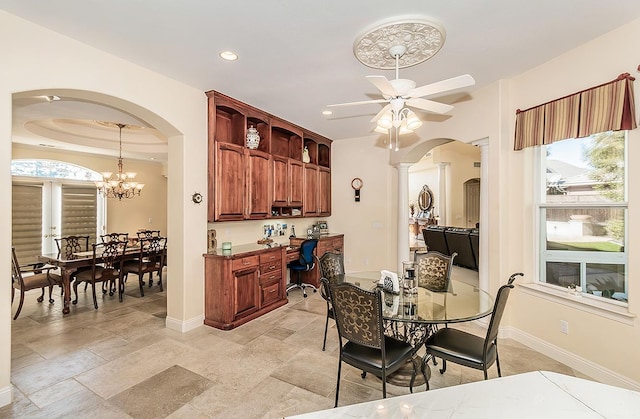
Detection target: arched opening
<box><xmin>9</xmin><ymin>89</ymin><xmax>178</xmax><ymax>319</ymax></box>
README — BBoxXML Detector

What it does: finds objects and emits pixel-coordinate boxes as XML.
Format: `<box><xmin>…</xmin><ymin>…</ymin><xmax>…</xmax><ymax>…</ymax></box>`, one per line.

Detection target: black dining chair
<box><xmin>327</xmin><ymin>279</ymin><xmax>417</xmax><ymax>407</ymax></box>
<box><xmin>73</xmin><ymin>240</ymin><xmax>128</xmax><ymax>309</ymax></box>
<box><xmin>414</xmin><ymin>250</ymin><xmax>457</xmax><ymax>292</ymax></box>
<box><xmin>286</xmin><ymin>239</ymin><xmax>318</xmax><ymax>297</ymax></box>
<box><xmin>318</xmin><ymin>251</ymin><xmax>344</xmax><ymax>351</ymax></box>
<box><xmin>425</xmin><ymin>272</ymin><xmax>524</xmax><ymax>380</ymax></box>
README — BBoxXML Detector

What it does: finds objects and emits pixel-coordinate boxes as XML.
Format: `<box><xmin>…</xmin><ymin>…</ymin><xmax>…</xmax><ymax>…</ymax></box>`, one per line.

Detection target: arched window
<box><xmin>11</xmin><ymin>159</ymin><xmax>105</xmax><ymax>264</ymax></box>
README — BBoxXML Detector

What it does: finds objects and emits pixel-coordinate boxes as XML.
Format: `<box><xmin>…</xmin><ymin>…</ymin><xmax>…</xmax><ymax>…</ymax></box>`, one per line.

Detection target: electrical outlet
<box><xmin>560</xmin><ymin>320</ymin><xmax>569</xmax><ymax>334</ymax></box>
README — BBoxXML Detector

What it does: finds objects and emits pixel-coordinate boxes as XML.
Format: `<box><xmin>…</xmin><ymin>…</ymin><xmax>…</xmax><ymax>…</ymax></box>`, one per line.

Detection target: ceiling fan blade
<box><xmin>370</xmin><ymin>104</ymin><xmax>391</xmax><ymax>122</ymax></box>
<box><xmin>326</xmin><ymin>98</ymin><xmax>388</xmax><ymax>108</ymax></box>
<box><xmin>406</xmin><ymin>98</ymin><xmax>454</xmax><ymax>114</ymax></box>
<box><xmin>408</xmin><ymin>74</ymin><xmax>476</xmax><ymax>98</ymax></box>
<box><xmin>366</xmin><ymin>75</ymin><xmax>398</xmax><ymax>97</ymax></box>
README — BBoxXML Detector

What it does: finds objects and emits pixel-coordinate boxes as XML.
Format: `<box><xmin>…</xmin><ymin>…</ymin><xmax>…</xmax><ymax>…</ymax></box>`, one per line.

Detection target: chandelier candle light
<box><xmin>95</xmin><ymin>123</ymin><xmax>144</xmax><ymax>200</ymax></box>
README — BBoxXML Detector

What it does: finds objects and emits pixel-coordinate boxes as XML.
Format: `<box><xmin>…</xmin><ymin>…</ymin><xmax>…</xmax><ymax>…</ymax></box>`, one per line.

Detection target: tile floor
<box><xmin>4</xmin><ymin>268</ymin><xmax>588</xmax><ymax>418</ymax></box>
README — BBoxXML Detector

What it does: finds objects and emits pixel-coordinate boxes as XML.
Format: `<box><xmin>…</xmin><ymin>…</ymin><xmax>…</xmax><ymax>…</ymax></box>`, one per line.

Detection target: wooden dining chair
<box><xmin>122</xmin><ymin>236</ymin><xmax>167</xmax><ymax>296</ymax></box>
<box><xmin>318</xmin><ymin>251</ymin><xmax>344</xmax><ymax>351</ymax></box>
<box><xmin>136</xmin><ymin>229</ymin><xmax>161</xmax><ymax>239</ymax></box>
<box><xmin>101</xmin><ymin>232</ymin><xmax>129</xmax><ymax>243</ymax></box>
<box><xmin>425</xmin><ymin>272</ymin><xmax>524</xmax><ymax>380</ymax></box>
<box><xmin>55</xmin><ymin>235</ymin><xmax>91</xmax><ymax>294</ymax></box>
<box><xmin>73</xmin><ymin>240</ymin><xmax>128</xmax><ymax>309</ymax></box>
<box><xmin>11</xmin><ymin>247</ymin><xmax>61</xmax><ymax>319</ymax></box>
<box><xmin>327</xmin><ymin>280</ymin><xmax>417</xmax><ymax>407</ymax></box>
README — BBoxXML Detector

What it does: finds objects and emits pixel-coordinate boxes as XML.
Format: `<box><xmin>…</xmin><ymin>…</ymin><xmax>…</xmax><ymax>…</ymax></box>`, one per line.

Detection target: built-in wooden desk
<box><xmin>203</xmin><ymin>243</ymin><xmax>288</xmax><ymax>330</ymax></box>
<box><xmin>288</xmin><ymin>234</ymin><xmax>343</xmax><ymax>288</ymax></box>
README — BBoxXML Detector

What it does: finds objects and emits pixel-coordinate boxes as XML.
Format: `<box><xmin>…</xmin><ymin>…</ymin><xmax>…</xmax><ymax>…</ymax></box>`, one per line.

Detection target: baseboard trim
<box><xmin>165</xmin><ymin>315</ymin><xmax>204</xmax><ymax>333</ymax></box>
<box><xmin>503</xmin><ymin>326</ymin><xmax>640</xmax><ymax>391</ymax></box>
<box><xmin>0</xmin><ymin>385</ymin><xmax>12</xmax><ymax>408</ymax></box>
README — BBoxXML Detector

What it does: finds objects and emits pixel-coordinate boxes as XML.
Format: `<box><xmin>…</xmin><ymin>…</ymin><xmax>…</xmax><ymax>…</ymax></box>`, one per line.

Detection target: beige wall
<box><xmin>1</xmin><ymin>10</ymin><xmax>208</xmax><ymax>405</ymax></box>
<box><xmin>12</xmin><ymin>145</ymin><xmax>168</xmax><ymax>236</ymax></box>
<box><xmin>408</xmin><ymin>141</ymin><xmax>481</xmax><ymax>227</ymax></box>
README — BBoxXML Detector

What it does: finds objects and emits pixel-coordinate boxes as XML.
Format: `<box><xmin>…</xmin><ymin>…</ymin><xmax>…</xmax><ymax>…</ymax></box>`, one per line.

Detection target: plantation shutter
<box><xmin>12</xmin><ymin>183</ymin><xmax>43</xmax><ymax>265</ymax></box>
<box><xmin>61</xmin><ymin>184</ymin><xmax>97</xmax><ymax>244</ymax></box>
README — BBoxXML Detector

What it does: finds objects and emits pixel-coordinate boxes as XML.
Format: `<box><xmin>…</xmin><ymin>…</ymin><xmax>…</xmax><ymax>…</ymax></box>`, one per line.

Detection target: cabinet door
<box><xmin>319</xmin><ymin>167</ymin><xmax>331</xmax><ymax>215</ymax></box>
<box><xmin>233</xmin><ymin>266</ymin><xmax>260</xmax><ymax>319</ymax></box>
<box><xmin>247</xmin><ymin>151</ymin><xmax>270</xmax><ymax>219</ymax></box>
<box><xmin>272</xmin><ymin>156</ymin><xmax>288</xmax><ymax>205</ymax></box>
<box><xmin>289</xmin><ymin>160</ymin><xmax>304</xmax><ymax>206</ymax></box>
<box><xmin>215</xmin><ymin>143</ymin><xmax>245</xmax><ymax>221</ymax></box>
<box><xmin>303</xmin><ymin>165</ymin><xmax>318</xmax><ymax>215</ymax></box>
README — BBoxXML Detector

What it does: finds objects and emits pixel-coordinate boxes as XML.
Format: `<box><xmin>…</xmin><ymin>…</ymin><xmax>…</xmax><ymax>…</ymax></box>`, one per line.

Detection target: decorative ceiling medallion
<box><xmin>353</xmin><ymin>17</ymin><xmax>446</xmax><ymax>70</ymax></box>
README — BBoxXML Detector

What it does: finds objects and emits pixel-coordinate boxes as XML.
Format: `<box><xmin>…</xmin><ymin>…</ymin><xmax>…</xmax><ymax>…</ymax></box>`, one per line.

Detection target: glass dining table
<box><xmin>330</xmin><ymin>271</ymin><xmax>494</xmax><ymax>389</ymax></box>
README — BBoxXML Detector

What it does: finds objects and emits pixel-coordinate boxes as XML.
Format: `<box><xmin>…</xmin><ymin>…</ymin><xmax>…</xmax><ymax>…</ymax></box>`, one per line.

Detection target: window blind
<box><xmin>12</xmin><ymin>183</ymin><xmax>43</xmax><ymax>266</ymax></box>
<box><xmin>61</xmin><ymin>184</ymin><xmax>97</xmax><ymax>244</ymax></box>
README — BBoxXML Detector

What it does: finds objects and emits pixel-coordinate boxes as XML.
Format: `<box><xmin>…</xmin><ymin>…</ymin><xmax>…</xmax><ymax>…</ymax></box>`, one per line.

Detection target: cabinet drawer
<box><xmin>261</xmin><ymin>281</ymin><xmax>281</xmax><ymax>307</ymax></box>
<box><xmin>232</xmin><ymin>255</ymin><xmax>260</xmax><ymax>271</ymax></box>
<box><xmin>259</xmin><ymin>251</ymin><xmax>281</xmax><ymax>264</ymax></box>
<box><xmin>260</xmin><ymin>261</ymin><xmax>281</xmax><ymax>278</ymax></box>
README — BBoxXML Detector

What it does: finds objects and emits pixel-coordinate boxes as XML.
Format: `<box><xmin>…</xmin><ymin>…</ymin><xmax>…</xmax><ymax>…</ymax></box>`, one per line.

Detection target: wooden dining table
<box><xmin>39</xmin><ymin>246</ymin><xmax>142</xmax><ymax>315</ymax></box>
<box><xmin>333</xmin><ymin>271</ymin><xmax>494</xmax><ymax>389</ymax></box>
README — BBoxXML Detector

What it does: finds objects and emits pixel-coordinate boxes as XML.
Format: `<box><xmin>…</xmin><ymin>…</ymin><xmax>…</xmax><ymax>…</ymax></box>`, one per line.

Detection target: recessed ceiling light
<box><xmin>219</xmin><ymin>51</ymin><xmax>238</xmax><ymax>61</ymax></box>
<box><xmin>322</xmin><ymin>110</ymin><xmax>333</xmax><ymax>116</ymax></box>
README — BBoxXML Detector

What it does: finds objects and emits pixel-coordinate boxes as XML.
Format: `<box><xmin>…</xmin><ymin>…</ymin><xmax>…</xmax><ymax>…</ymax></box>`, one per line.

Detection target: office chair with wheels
<box><xmin>425</xmin><ymin>272</ymin><xmax>524</xmax><ymax>380</ymax></box>
<box><xmin>286</xmin><ymin>239</ymin><xmax>318</xmax><ymax>297</ymax></box>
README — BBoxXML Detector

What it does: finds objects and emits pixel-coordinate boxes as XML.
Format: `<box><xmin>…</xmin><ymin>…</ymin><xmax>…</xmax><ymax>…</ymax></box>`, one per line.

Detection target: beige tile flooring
<box><xmin>4</xmin><ymin>268</ymin><xmax>588</xmax><ymax>418</ymax></box>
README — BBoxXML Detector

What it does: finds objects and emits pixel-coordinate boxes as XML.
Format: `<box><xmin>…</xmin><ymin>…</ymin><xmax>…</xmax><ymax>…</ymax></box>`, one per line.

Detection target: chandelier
<box><xmin>373</xmin><ymin>97</ymin><xmax>423</xmax><ymax>151</ymax></box>
<box><xmin>95</xmin><ymin>123</ymin><xmax>144</xmax><ymax>200</ymax></box>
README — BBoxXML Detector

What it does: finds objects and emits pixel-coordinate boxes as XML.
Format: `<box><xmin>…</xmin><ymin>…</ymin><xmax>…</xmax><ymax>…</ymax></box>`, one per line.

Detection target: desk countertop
<box><xmin>286</xmin><ymin>371</ymin><xmax>640</xmax><ymax>418</ymax></box>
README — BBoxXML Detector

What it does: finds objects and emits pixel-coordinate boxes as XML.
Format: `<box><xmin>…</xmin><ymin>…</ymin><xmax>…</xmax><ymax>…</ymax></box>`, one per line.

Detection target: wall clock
<box><xmin>351</xmin><ymin>178</ymin><xmax>363</xmax><ymax>202</ymax></box>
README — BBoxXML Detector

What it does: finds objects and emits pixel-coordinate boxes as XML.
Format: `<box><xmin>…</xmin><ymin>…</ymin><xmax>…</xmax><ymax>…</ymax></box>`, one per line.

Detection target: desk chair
<box><xmin>327</xmin><ymin>279</ymin><xmax>416</xmax><ymax>407</ymax></box>
<box><xmin>286</xmin><ymin>239</ymin><xmax>318</xmax><ymax>297</ymax></box>
<box><xmin>425</xmin><ymin>272</ymin><xmax>524</xmax><ymax>380</ymax></box>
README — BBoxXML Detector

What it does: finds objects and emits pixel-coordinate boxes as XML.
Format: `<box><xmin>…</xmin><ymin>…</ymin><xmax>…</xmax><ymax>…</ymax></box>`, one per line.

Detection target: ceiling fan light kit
<box><xmin>329</xmin><ymin>16</ymin><xmax>475</xmax><ymax>151</ymax></box>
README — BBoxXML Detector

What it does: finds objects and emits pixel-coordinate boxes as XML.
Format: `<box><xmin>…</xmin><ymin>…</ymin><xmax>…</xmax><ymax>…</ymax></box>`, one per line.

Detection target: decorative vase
<box><xmin>302</xmin><ymin>146</ymin><xmax>310</xmax><ymax>163</ymax></box>
<box><xmin>246</xmin><ymin>126</ymin><xmax>260</xmax><ymax>149</ymax></box>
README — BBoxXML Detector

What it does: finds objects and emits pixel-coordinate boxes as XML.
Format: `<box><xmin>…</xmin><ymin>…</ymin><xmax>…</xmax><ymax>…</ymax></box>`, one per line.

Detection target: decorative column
<box><xmin>396</xmin><ymin>163</ymin><xmax>411</xmax><ymax>272</ymax></box>
<box><xmin>472</xmin><ymin>139</ymin><xmax>489</xmax><ymax>294</ymax></box>
<box><xmin>437</xmin><ymin>162</ymin><xmax>450</xmax><ymax>226</ymax></box>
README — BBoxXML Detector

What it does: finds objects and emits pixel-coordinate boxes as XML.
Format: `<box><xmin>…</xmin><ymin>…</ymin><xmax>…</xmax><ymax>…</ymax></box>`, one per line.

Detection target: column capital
<box><xmin>438</xmin><ymin>162</ymin><xmax>451</xmax><ymax>168</ymax></box>
<box><xmin>472</xmin><ymin>138</ymin><xmax>489</xmax><ymax>148</ymax></box>
<box><xmin>394</xmin><ymin>162</ymin><xmax>413</xmax><ymax>170</ymax></box>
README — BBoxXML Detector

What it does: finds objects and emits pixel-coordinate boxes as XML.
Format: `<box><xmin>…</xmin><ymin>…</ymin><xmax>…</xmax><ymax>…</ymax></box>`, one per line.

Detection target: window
<box><xmin>538</xmin><ymin>131</ymin><xmax>627</xmax><ymax>305</ymax></box>
<box><xmin>11</xmin><ymin>160</ymin><xmax>105</xmax><ymax>263</ymax></box>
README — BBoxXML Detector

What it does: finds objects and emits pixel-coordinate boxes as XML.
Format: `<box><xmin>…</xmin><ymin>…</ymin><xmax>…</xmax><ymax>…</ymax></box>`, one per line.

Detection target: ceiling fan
<box><xmin>327</xmin><ymin>45</ymin><xmax>475</xmax><ymax>131</ymax></box>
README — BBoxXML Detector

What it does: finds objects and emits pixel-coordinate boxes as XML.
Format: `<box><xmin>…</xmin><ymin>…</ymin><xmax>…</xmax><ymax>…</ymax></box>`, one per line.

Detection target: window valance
<box><xmin>514</xmin><ymin>73</ymin><xmax>637</xmax><ymax>151</ymax></box>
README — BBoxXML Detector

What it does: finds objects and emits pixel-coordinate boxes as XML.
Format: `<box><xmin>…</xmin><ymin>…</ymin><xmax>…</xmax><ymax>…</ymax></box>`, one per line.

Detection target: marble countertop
<box><xmin>286</xmin><ymin>371</ymin><xmax>640</xmax><ymax>418</ymax></box>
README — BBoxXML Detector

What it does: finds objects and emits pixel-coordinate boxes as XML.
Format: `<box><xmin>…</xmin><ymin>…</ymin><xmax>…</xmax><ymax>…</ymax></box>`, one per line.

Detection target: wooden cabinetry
<box><xmin>204</xmin><ymin>245</ymin><xmax>287</xmax><ymax>330</ymax></box>
<box><xmin>302</xmin><ymin>132</ymin><xmax>332</xmax><ymax>217</ymax></box>
<box><xmin>288</xmin><ymin>234</ymin><xmax>343</xmax><ymax>288</ymax></box>
<box><xmin>207</xmin><ymin>90</ymin><xmax>331</xmax><ymax>221</ymax></box>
